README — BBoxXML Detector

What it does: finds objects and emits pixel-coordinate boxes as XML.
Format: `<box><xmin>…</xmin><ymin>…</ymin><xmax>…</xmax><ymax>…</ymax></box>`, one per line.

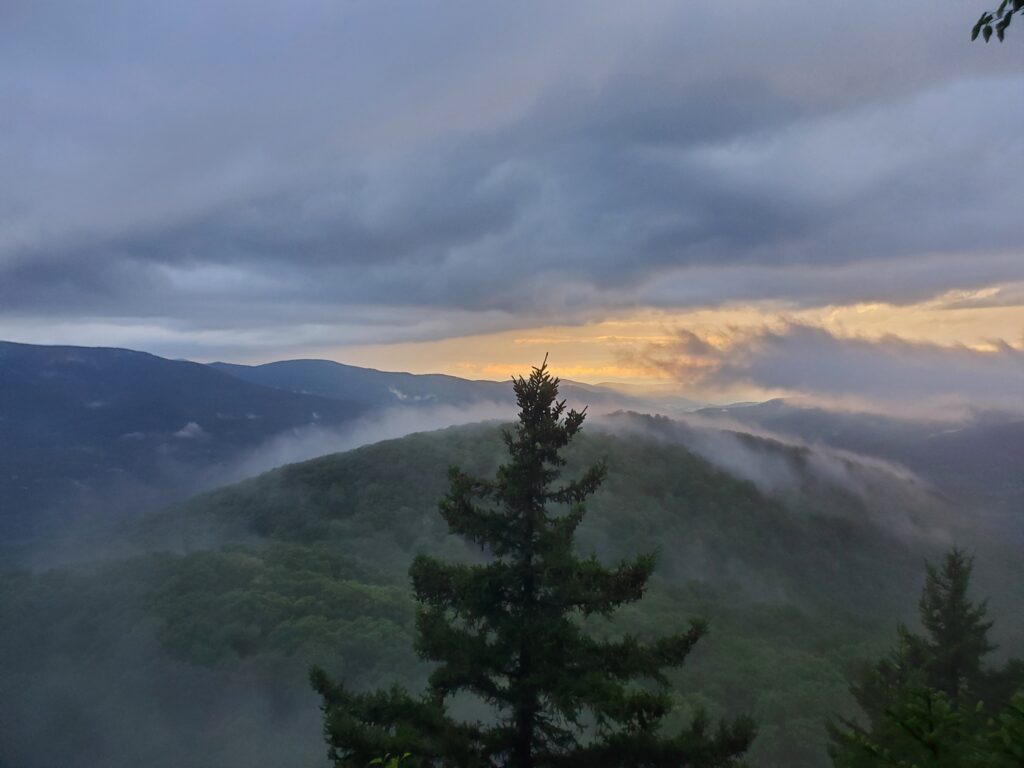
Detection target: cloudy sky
<box><xmin>3</xmin><ymin>1</ymin><xmax>1023</xmax><ymax>409</ymax></box>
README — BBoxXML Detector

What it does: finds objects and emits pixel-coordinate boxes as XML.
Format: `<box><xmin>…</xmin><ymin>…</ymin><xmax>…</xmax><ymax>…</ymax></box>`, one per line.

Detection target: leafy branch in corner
<box><xmin>973</xmin><ymin>0</ymin><xmax>1024</xmax><ymax>41</ymax></box>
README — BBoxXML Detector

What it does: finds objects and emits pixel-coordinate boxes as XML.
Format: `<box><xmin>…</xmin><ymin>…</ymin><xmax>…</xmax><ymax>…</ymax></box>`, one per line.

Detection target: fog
<box><xmin>11</xmin><ymin>401</ymin><xmax>515</xmax><ymax>571</ymax></box>
<box><xmin>595</xmin><ymin>411</ymin><xmax>952</xmax><ymax>541</ymax></box>
<box><xmin>0</xmin><ymin>624</ymin><xmax>331</xmax><ymax>768</ymax></box>
<box><xmin>212</xmin><ymin>400</ymin><xmax>515</xmax><ymax>486</ymax></box>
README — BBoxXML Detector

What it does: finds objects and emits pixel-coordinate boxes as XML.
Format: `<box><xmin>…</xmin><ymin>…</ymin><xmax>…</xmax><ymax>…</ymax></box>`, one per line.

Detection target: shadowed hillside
<box><xmin>0</xmin><ymin>342</ymin><xmax>367</xmax><ymax>541</ymax></box>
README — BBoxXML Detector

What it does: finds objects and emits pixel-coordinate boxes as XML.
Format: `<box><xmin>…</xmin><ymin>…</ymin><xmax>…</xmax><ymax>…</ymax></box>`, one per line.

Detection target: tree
<box><xmin>916</xmin><ymin>549</ymin><xmax>995</xmax><ymax>705</ymax></box>
<box><xmin>827</xmin><ymin>548</ymin><xmax>1021</xmax><ymax>768</ymax></box>
<box><xmin>972</xmin><ymin>1</ymin><xmax>1024</xmax><ymax>42</ymax></box>
<box><xmin>978</xmin><ymin>688</ymin><xmax>1024</xmax><ymax>767</ymax></box>
<box><xmin>312</xmin><ymin>360</ymin><xmax>754</xmax><ymax>767</ymax></box>
<box><xmin>827</xmin><ymin>659</ymin><xmax>980</xmax><ymax>767</ymax></box>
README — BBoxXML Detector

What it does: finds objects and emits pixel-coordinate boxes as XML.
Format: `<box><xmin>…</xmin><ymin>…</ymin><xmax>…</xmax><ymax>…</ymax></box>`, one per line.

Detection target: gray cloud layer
<box><xmin>3</xmin><ymin>0</ymin><xmax>1024</xmax><ymax>354</ymax></box>
<box><xmin>642</xmin><ymin>324</ymin><xmax>1024</xmax><ymax>413</ymax></box>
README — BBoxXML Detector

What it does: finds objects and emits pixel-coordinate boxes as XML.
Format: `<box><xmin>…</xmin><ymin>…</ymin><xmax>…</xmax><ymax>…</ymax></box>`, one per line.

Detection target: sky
<box><xmin>3</xmin><ymin>1</ymin><xmax>1023</xmax><ymax>410</ymax></box>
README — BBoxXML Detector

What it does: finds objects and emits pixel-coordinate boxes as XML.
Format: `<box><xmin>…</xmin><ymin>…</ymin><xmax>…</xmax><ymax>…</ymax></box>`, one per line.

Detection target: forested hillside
<box><xmin>4</xmin><ymin>422</ymin><xmax>1019</xmax><ymax>767</ymax></box>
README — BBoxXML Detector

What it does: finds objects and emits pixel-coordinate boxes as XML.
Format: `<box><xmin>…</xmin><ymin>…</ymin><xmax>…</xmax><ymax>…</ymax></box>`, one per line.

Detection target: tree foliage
<box><xmin>827</xmin><ymin>549</ymin><xmax>1024</xmax><ymax>767</ymax></box>
<box><xmin>311</xmin><ymin>361</ymin><xmax>755</xmax><ymax>767</ymax></box>
<box><xmin>973</xmin><ymin>0</ymin><xmax>1024</xmax><ymax>42</ymax></box>
<box><xmin>916</xmin><ymin>549</ymin><xmax>995</xmax><ymax>705</ymax></box>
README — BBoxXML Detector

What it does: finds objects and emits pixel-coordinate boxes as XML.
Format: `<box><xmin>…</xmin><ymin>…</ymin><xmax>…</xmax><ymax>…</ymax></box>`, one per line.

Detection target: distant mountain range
<box><xmin>3</xmin><ymin>340</ymin><xmax>1020</xmax><ymax>547</ymax></box>
<box><xmin>0</xmin><ymin>342</ymin><xmax>677</xmax><ymax>540</ymax></box>
<box><xmin>211</xmin><ymin>358</ymin><xmax>510</xmax><ymax>407</ymax></box>
<box><xmin>209</xmin><ymin>358</ymin><xmax>698</xmax><ymax>412</ymax></box>
<box><xmin>0</xmin><ymin>342</ymin><xmax>367</xmax><ymax>539</ymax></box>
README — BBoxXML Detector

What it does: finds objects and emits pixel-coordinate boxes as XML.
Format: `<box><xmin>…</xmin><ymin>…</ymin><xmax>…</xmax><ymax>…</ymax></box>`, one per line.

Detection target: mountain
<box><xmin>7</xmin><ymin>420</ymin><xmax>1018</xmax><ymax>768</ymax></box>
<box><xmin>3</xmin><ymin>344</ymin><xmax>1019</xmax><ymax>767</ymax></box>
<box><xmin>0</xmin><ymin>342</ymin><xmax>680</xmax><ymax>547</ymax></box>
<box><xmin>0</xmin><ymin>341</ymin><xmax>367</xmax><ymax>540</ymax></box>
<box><xmin>209</xmin><ymin>358</ymin><xmax>674</xmax><ymax>412</ymax></box>
<box><xmin>210</xmin><ymin>359</ymin><xmax>508</xmax><ymax>408</ymax></box>
<box><xmin>145</xmin><ymin>418</ymin><xmax>941</xmax><ymax>614</ymax></box>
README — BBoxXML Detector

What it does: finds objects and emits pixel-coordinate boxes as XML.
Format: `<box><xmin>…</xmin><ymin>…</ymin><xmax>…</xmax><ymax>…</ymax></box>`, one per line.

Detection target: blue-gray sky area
<box><xmin>2</xmin><ymin>1</ymin><xmax>1023</xmax><ymax>409</ymax></box>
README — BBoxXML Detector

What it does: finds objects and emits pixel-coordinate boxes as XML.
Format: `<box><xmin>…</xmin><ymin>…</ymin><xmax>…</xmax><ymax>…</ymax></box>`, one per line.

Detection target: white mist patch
<box><xmin>690</xmin><ymin>420</ymin><xmax>924</xmax><ymax>499</ymax></box>
<box><xmin>387</xmin><ymin>386</ymin><xmax>437</xmax><ymax>403</ymax></box>
<box><xmin>172</xmin><ymin>421</ymin><xmax>206</xmax><ymax>439</ymax></box>
<box><xmin>595</xmin><ymin>411</ymin><xmax>949</xmax><ymax>541</ymax></box>
<box><xmin>218</xmin><ymin>400</ymin><xmax>515</xmax><ymax>485</ymax></box>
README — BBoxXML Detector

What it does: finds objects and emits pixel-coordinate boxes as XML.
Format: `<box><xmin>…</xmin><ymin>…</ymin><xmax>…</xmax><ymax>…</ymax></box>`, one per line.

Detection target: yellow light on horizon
<box><xmin>300</xmin><ymin>285</ymin><xmax>1023</xmax><ymax>397</ymax></box>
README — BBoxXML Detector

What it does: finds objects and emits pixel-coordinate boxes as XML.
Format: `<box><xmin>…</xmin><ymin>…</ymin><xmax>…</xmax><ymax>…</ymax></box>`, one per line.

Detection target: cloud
<box><xmin>172</xmin><ymin>422</ymin><xmax>207</xmax><ymax>439</ymax></box>
<box><xmin>213</xmin><ymin>400</ymin><xmax>513</xmax><ymax>486</ymax></box>
<box><xmin>2</xmin><ymin>0</ymin><xmax>1024</xmax><ymax>354</ymax></box>
<box><xmin>595</xmin><ymin>411</ymin><xmax>947</xmax><ymax>541</ymax></box>
<box><xmin>639</xmin><ymin>323</ymin><xmax>1024</xmax><ymax>414</ymax></box>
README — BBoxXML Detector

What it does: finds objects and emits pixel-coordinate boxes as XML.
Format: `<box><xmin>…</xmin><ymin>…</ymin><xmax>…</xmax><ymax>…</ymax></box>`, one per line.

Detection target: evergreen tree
<box><xmin>917</xmin><ymin>549</ymin><xmax>995</xmax><ymax>704</ymax></box>
<box><xmin>827</xmin><ymin>548</ymin><xmax>1020</xmax><ymax>768</ymax></box>
<box><xmin>978</xmin><ymin>688</ymin><xmax>1024</xmax><ymax>767</ymax></box>
<box><xmin>827</xmin><ymin>656</ymin><xmax>980</xmax><ymax>767</ymax></box>
<box><xmin>313</xmin><ymin>361</ymin><xmax>754</xmax><ymax>767</ymax></box>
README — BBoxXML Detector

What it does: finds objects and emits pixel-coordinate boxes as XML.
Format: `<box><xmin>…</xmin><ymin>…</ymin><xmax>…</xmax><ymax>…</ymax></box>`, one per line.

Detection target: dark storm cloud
<box><xmin>3</xmin><ymin>0</ymin><xmax>1024</xmax><ymax>346</ymax></box>
<box><xmin>638</xmin><ymin>253</ymin><xmax>1024</xmax><ymax>310</ymax></box>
